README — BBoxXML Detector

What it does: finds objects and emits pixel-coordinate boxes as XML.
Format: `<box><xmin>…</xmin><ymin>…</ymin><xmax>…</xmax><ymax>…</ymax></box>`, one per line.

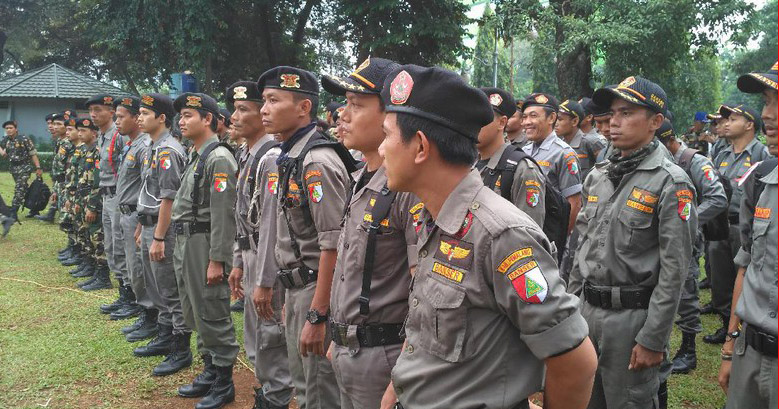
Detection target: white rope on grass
<box><xmin>0</xmin><ymin>276</ymin><xmax>113</xmax><ymax>300</ymax></box>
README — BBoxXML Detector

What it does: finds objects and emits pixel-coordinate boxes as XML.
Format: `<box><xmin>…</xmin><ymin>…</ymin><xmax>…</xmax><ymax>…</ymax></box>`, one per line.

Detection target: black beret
<box><xmin>581</xmin><ymin>96</ymin><xmax>611</xmax><ymax>117</ymax></box>
<box><xmin>719</xmin><ymin>103</ymin><xmax>762</xmax><ymax>130</ymax></box>
<box><xmin>326</xmin><ymin>101</ymin><xmax>343</xmax><ymax>115</ymax></box>
<box><xmin>380</xmin><ymin>64</ymin><xmax>493</xmax><ymax>141</ymax></box>
<box><xmin>85</xmin><ymin>94</ymin><xmax>116</xmax><ymax>108</ymax></box>
<box><xmin>45</xmin><ymin>112</ymin><xmax>56</xmax><ymax>121</ymax></box>
<box><xmin>479</xmin><ymin>87</ymin><xmax>516</xmax><ymax>117</ymax></box>
<box><xmin>515</xmin><ymin>98</ymin><xmax>524</xmax><ymax>113</ymax></box>
<box><xmin>2</xmin><ymin>120</ymin><xmax>17</xmax><ymax>128</ymax></box>
<box><xmin>322</xmin><ymin>57</ymin><xmax>400</xmax><ymax>95</ymax></box>
<box><xmin>655</xmin><ymin>119</ymin><xmax>675</xmax><ymax>141</ymax></box>
<box><xmin>226</xmin><ymin>81</ymin><xmax>262</xmax><ymax>105</ymax></box>
<box><xmin>76</xmin><ymin>118</ymin><xmax>98</xmax><ymax>131</ymax></box>
<box><xmin>65</xmin><ymin>117</ymin><xmax>77</xmax><ymax>127</ymax></box>
<box><xmin>113</xmin><ymin>95</ymin><xmax>141</xmax><ymax>114</ymax></box>
<box><xmin>219</xmin><ymin>108</ymin><xmax>232</xmax><ymax>126</ymax></box>
<box><xmin>332</xmin><ymin>105</ymin><xmax>346</xmax><ymax>122</ymax></box>
<box><xmin>141</xmin><ymin>93</ymin><xmax>175</xmax><ymax>118</ymax></box>
<box><xmin>51</xmin><ymin>111</ymin><xmax>73</xmax><ymax>123</ymax></box>
<box><xmin>257</xmin><ymin>66</ymin><xmax>318</xmax><ymax>96</ymax></box>
<box><xmin>173</xmin><ymin>92</ymin><xmax>220</xmax><ymax>116</ymax></box>
<box><xmin>593</xmin><ymin>76</ymin><xmax>667</xmax><ymax>115</ymax></box>
<box><xmin>737</xmin><ymin>61</ymin><xmax>778</xmax><ymax>94</ymax></box>
<box><xmin>521</xmin><ymin>92</ymin><xmax>559</xmax><ymax>113</ymax></box>
<box><xmin>558</xmin><ymin>99</ymin><xmax>586</xmax><ymax>123</ymax></box>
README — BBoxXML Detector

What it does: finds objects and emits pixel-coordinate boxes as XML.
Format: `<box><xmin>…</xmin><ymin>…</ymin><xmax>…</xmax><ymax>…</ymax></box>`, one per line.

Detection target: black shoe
<box><xmin>62</xmin><ymin>255</ymin><xmax>83</xmax><ymax>266</ymax></box>
<box><xmin>703</xmin><ymin>326</ymin><xmax>727</xmax><ymax>344</ymax></box>
<box><xmin>72</xmin><ymin>261</ymin><xmax>95</xmax><ymax>278</ymax></box>
<box><xmin>195</xmin><ymin>364</ymin><xmax>235</xmax><ymax>409</ymax></box>
<box><xmin>121</xmin><ymin>310</ymin><xmax>148</xmax><ymax>335</ymax></box>
<box><xmin>253</xmin><ymin>387</ymin><xmax>289</xmax><ymax>409</ymax></box>
<box><xmin>110</xmin><ymin>303</ymin><xmax>142</xmax><ymax>320</ymax></box>
<box><xmin>76</xmin><ymin>274</ymin><xmax>97</xmax><ymax>288</ymax></box>
<box><xmin>153</xmin><ymin>331</ymin><xmax>193</xmax><ymax>376</ymax></box>
<box><xmin>134</xmin><ymin>324</ymin><xmax>174</xmax><ymax>357</ymax></box>
<box><xmin>178</xmin><ymin>355</ymin><xmax>218</xmax><ymax>398</ymax></box>
<box><xmin>100</xmin><ymin>284</ymin><xmax>130</xmax><ymax>314</ymax></box>
<box><xmin>230</xmin><ymin>299</ymin><xmax>244</xmax><ymax>313</ymax></box>
<box><xmin>82</xmin><ymin>265</ymin><xmax>112</xmax><ymax>291</ymax></box>
<box><xmin>0</xmin><ymin>215</ymin><xmax>12</xmax><ymax>237</ymax></box>
<box><xmin>671</xmin><ymin>332</ymin><xmax>697</xmax><ymax>374</ymax></box>
<box><xmin>699</xmin><ymin>302</ymin><xmax>715</xmax><ymax>315</ymax></box>
<box><xmin>69</xmin><ymin>260</ymin><xmax>90</xmax><ymax>276</ymax></box>
<box><xmin>698</xmin><ymin>276</ymin><xmax>711</xmax><ymax>289</ymax></box>
<box><xmin>126</xmin><ymin>314</ymin><xmax>158</xmax><ymax>342</ymax></box>
<box><xmin>58</xmin><ymin>245</ymin><xmax>74</xmax><ymax>260</ymax></box>
<box><xmin>36</xmin><ymin>207</ymin><xmax>56</xmax><ymax>222</ymax></box>
<box><xmin>25</xmin><ymin>210</ymin><xmax>39</xmax><ymax>218</ymax></box>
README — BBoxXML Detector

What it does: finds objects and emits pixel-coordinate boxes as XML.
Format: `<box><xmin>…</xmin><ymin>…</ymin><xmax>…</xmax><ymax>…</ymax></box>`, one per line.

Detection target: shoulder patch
<box><xmin>506</xmin><ymin>259</ymin><xmax>548</xmax><ymax>304</ymax></box>
<box><xmin>498</xmin><ymin>247</ymin><xmax>533</xmax><ymax>274</ymax></box>
<box><xmin>755</xmin><ymin>207</ymin><xmax>771</xmax><ymax>219</ymax></box>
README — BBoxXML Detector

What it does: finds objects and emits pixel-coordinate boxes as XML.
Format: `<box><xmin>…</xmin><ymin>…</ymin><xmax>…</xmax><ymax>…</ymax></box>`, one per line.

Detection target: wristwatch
<box><xmin>306</xmin><ymin>309</ymin><xmax>329</xmax><ymax>325</ymax></box>
<box><xmin>726</xmin><ymin>330</ymin><xmax>741</xmax><ymax>341</ymax></box>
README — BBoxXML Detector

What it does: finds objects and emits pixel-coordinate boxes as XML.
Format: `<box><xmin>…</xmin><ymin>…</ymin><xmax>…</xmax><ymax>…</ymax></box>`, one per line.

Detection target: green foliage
<box><xmin>471</xmin><ymin>6</ymin><xmax>513</xmax><ymax>90</ymax></box>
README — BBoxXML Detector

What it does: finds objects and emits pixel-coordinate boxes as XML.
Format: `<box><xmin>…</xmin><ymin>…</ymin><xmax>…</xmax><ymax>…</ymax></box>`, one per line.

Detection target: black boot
<box><xmin>110</xmin><ymin>286</ymin><xmax>142</xmax><ymax>320</ymax></box>
<box><xmin>178</xmin><ymin>355</ymin><xmax>217</xmax><ymax>398</ymax></box>
<box><xmin>76</xmin><ymin>261</ymin><xmax>97</xmax><ymax>287</ymax></box>
<box><xmin>62</xmin><ymin>252</ymin><xmax>83</xmax><ymax>266</ymax></box>
<box><xmin>230</xmin><ymin>298</ymin><xmax>244</xmax><ymax>312</ymax></box>
<box><xmin>698</xmin><ymin>276</ymin><xmax>711</xmax><ymax>289</ymax></box>
<box><xmin>133</xmin><ymin>324</ymin><xmax>173</xmax><ymax>357</ymax></box>
<box><xmin>126</xmin><ymin>310</ymin><xmax>159</xmax><ymax>342</ymax></box>
<box><xmin>671</xmin><ymin>332</ymin><xmax>697</xmax><ymax>374</ymax></box>
<box><xmin>153</xmin><ymin>331</ymin><xmax>193</xmax><ymax>376</ymax></box>
<box><xmin>658</xmin><ymin>380</ymin><xmax>668</xmax><ymax>409</ymax></box>
<box><xmin>195</xmin><ymin>364</ymin><xmax>235</xmax><ymax>409</ymax></box>
<box><xmin>0</xmin><ymin>215</ymin><xmax>13</xmax><ymax>237</ymax></box>
<box><xmin>123</xmin><ymin>308</ymin><xmax>157</xmax><ymax>335</ymax></box>
<box><xmin>58</xmin><ymin>242</ymin><xmax>74</xmax><ymax>259</ymax></box>
<box><xmin>36</xmin><ymin>207</ymin><xmax>56</xmax><ymax>222</ymax></box>
<box><xmin>26</xmin><ymin>208</ymin><xmax>40</xmax><ymax>218</ymax></box>
<box><xmin>100</xmin><ymin>282</ymin><xmax>129</xmax><ymax>314</ymax></box>
<box><xmin>72</xmin><ymin>262</ymin><xmax>95</xmax><ymax>278</ymax></box>
<box><xmin>69</xmin><ymin>259</ymin><xmax>91</xmax><ymax>276</ymax></box>
<box><xmin>253</xmin><ymin>387</ymin><xmax>289</xmax><ymax>409</ymax></box>
<box><xmin>82</xmin><ymin>264</ymin><xmax>113</xmax><ymax>291</ymax></box>
<box><xmin>699</xmin><ymin>302</ymin><xmax>715</xmax><ymax>315</ymax></box>
<box><xmin>703</xmin><ymin>315</ymin><xmax>728</xmax><ymax>344</ymax></box>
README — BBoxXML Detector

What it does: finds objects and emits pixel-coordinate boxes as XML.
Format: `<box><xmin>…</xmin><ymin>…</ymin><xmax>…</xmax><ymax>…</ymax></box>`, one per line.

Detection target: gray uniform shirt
<box><xmin>734</xmin><ymin>165</ymin><xmax>778</xmax><ymax>335</ymax></box>
<box><xmin>330</xmin><ymin>165</ymin><xmax>421</xmax><ymax>327</ymax></box>
<box><xmin>673</xmin><ymin>142</ymin><xmax>728</xmax><ymax>226</ymax></box>
<box><xmin>523</xmin><ymin>131</ymin><xmax>582</xmax><ymax>198</ymax></box>
<box><xmin>137</xmin><ymin>131</ymin><xmax>187</xmax><ymax>216</ymax></box>
<box><xmin>713</xmin><ymin>138</ymin><xmax>770</xmax><ymax>216</ymax></box>
<box><xmin>478</xmin><ymin>142</ymin><xmax>546</xmax><ymax>228</ymax></box>
<box><xmin>97</xmin><ymin>123</ymin><xmax>126</xmax><ymax>187</ymax></box>
<box><xmin>117</xmin><ymin>134</ymin><xmax>150</xmax><ymax>207</ymax></box>
<box><xmin>569</xmin><ymin>146</ymin><xmax>698</xmax><ymax>352</ymax></box>
<box><xmin>566</xmin><ymin>129</ymin><xmax>606</xmax><ymax>180</ymax></box>
<box><xmin>274</xmin><ymin>129</ymin><xmax>350</xmax><ymax>271</ymax></box>
<box><xmin>171</xmin><ymin>136</ymin><xmax>238</xmax><ymax>264</ymax></box>
<box><xmin>248</xmin><ymin>146</ymin><xmax>282</xmax><ymax>289</ymax></box>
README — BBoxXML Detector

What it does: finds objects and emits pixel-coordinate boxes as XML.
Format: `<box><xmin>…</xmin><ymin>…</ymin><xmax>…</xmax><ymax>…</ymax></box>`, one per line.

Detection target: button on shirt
<box><xmin>569</xmin><ymin>146</ymin><xmax>698</xmax><ymax>352</ymax></box>
<box><xmin>330</xmin><ymin>165</ymin><xmax>421</xmax><ymax>327</ymax></box>
<box><xmin>392</xmin><ymin>170</ymin><xmax>588</xmax><ymax>409</ymax></box>
<box><xmin>734</xmin><ymin>165</ymin><xmax>778</xmax><ymax>335</ymax></box>
<box><xmin>523</xmin><ymin>131</ymin><xmax>582</xmax><ymax>198</ymax></box>
<box><xmin>713</xmin><ymin>138</ymin><xmax>770</xmax><ymax>216</ymax></box>
<box><xmin>117</xmin><ymin>134</ymin><xmax>150</xmax><ymax>207</ymax></box>
<box><xmin>137</xmin><ymin>131</ymin><xmax>187</xmax><ymax>216</ymax></box>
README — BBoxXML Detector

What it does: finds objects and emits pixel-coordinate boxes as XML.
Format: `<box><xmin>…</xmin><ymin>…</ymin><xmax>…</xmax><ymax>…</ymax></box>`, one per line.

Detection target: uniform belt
<box><xmin>277</xmin><ymin>267</ymin><xmax>317</xmax><ymax>289</ymax></box>
<box><xmin>236</xmin><ymin>232</ymin><xmax>259</xmax><ymax>250</ymax></box>
<box><xmin>330</xmin><ymin>321</ymin><xmax>405</xmax><ymax>348</ymax></box>
<box><xmin>745</xmin><ymin>324</ymin><xmax>778</xmax><ymax>358</ymax></box>
<box><xmin>174</xmin><ymin>221</ymin><xmax>211</xmax><ymax>236</ymax></box>
<box><xmin>728</xmin><ymin>213</ymin><xmax>739</xmax><ymax>225</ymax></box>
<box><xmin>137</xmin><ymin>214</ymin><xmax>159</xmax><ymax>226</ymax></box>
<box><xmin>119</xmin><ymin>204</ymin><xmax>137</xmax><ymax>215</ymax></box>
<box><xmin>583</xmin><ymin>282</ymin><xmax>652</xmax><ymax>310</ymax></box>
<box><xmin>394</xmin><ymin>400</ymin><xmax>528</xmax><ymax>409</ymax></box>
<box><xmin>99</xmin><ymin>186</ymin><xmax>116</xmax><ymax>195</ymax></box>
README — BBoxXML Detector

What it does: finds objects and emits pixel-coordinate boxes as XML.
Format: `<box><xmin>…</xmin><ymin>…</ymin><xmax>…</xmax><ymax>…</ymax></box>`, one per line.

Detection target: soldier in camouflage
<box><xmin>57</xmin><ymin>117</ymin><xmax>81</xmax><ymax>263</ymax></box>
<box><xmin>43</xmin><ymin>112</ymin><xmax>76</xmax><ymax>224</ymax></box>
<box><xmin>0</xmin><ymin>120</ymin><xmax>42</xmax><ymax>219</ymax></box>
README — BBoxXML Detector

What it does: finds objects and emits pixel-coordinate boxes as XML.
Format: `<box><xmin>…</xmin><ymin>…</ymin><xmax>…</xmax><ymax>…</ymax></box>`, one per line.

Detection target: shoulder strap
<box><xmin>247</xmin><ymin>140</ymin><xmax>279</xmax><ymax>199</ymax></box>
<box><xmin>753</xmin><ymin>157</ymin><xmax>778</xmax><ymax>200</ymax></box>
<box><xmin>484</xmin><ymin>144</ymin><xmax>536</xmax><ymax>200</ymax></box>
<box><xmin>191</xmin><ymin>141</ymin><xmax>233</xmax><ymax>222</ymax></box>
<box><xmin>360</xmin><ymin>185</ymin><xmax>398</xmax><ymax>316</ymax></box>
<box><xmin>678</xmin><ymin>148</ymin><xmax>698</xmax><ymax>174</ymax></box>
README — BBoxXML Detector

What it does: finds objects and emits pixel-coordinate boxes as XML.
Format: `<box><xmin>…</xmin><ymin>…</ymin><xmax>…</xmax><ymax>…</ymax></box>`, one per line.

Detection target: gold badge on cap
<box><xmin>233</xmin><ymin>86</ymin><xmax>248</xmax><ymax>100</ymax></box>
<box><xmin>772</xmin><ymin>62</ymin><xmax>778</xmax><ymax>71</ymax></box>
<box><xmin>142</xmin><ymin>95</ymin><xmax>154</xmax><ymax>106</ymax></box>
<box><xmin>619</xmin><ymin>76</ymin><xmax>636</xmax><ymax>88</ymax></box>
<box><xmin>535</xmin><ymin>94</ymin><xmax>548</xmax><ymax>104</ymax></box>
<box><xmin>122</xmin><ymin>97</ymin><xmax>133</xmax><ymax>106</ymax></box>
<box><xmin>280</xmin><ymin>74</ymin><xmax>301</xmax><ymax>89</ymax></box>
<box><xmin>186</xmin><ymin>95</ymin><xmax>202</xmax><ymax>108</ymax></box>
<box><xmin>390</xmin><ymin>70</ymin><xmax>413</xmax><ymax>105</ymax></box>
<box><xmin>103</xmin><ymin>96</ymin><xmax>114</xmax><ymax>105</ymax></box>
<box><xmin>355</xmin><ymin>57</ymin><xmax>371</xmax><ymax>73</ymax></box>
<box><xmin>489</xmin><ymin>93</ymin><xmax>503</xmax><ymax>107</ymax></box>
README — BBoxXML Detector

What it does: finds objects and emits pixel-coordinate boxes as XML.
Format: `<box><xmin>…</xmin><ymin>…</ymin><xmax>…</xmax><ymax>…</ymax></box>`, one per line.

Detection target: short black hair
<box><xmin>153</xmin><ymin>111</ymin><xmax>173</xmax><ymax>129</ymax></box>
<box><xmin>396</xmin><ymin>113</ymin><xmax>477</xmax><ymax>166</ymax></box>
<box><xmin>293</xmin><ymin>93</ymin><xmax>319</xmax><ymax>120</ymax></box>
<box><xmin>194</xmin><ymin>108</ymin><xmax>218</xmax><ymax>132</ymax></box>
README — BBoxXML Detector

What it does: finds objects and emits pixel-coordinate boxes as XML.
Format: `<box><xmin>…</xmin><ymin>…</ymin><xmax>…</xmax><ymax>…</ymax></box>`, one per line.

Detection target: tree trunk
<box><xmin>290</xmin><ymin>0</ymin><xmax>319</xmax><ymax>65</ymax></box>
<box><xmin>551</xmin><ymin>0</ymin><xmax>594</xmax><ymax>100</ymax></box>
<box><xmin>258</xmin><ymin>3</ymin><xmax>277</xmax><ymax>67</ymax></box>
<box><xmin>119</xmin><ymin>66</ymin><xmax>140</xmax><ymax>95</ymax></box>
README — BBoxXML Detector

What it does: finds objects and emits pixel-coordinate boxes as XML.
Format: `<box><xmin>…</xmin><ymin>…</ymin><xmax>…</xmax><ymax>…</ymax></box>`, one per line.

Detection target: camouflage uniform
<box><xmin>77</xmin><ymin>143</ymin><xmax>105</xmax><ymax>269</ymax></box>
<box><xmin>52</xmin><ymin>138</ymin><xmax>75</xmax><ymax>210</ymax></box>
<box><xmin>65</xmin><ymin>144</ymin><xmax>86</xmax><ymax>256</ymax></box>
<box><xmin>0</xmin><ymin>134</ymin><xmax>37</xmax><ymax>209</ymax></box>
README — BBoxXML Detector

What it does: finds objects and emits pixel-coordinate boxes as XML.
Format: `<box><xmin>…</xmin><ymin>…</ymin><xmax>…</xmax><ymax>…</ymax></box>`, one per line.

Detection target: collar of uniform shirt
<box><xmin>534</xmin><ymin>130</ymin><xmax>558</xmax><ymax>151</ymax></box>
<box><xmin>276</xmin><ymin>121</ymin><xmax>316</xmax><ymax>165</ymax></box>
<box><xmin>432</xmin><ymin>169</ymin><xmax>483</xmax><ymax>235</ymax></box>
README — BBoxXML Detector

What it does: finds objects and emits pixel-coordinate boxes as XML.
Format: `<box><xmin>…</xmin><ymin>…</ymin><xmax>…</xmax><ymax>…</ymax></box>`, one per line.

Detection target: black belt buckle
<box><xmin>599</xmin><ymin>288</ymin><xmax>611</xmax><ymax>309</ymax></box>
<box><xmin>237</xmin><ymin>235</ymin><xmax>251</xmax><ymax>250</ymax></box>
<box><xmin>277</xmin><ymin>270</ymin><xmax>295</xmax><ymax>289</ymax></box>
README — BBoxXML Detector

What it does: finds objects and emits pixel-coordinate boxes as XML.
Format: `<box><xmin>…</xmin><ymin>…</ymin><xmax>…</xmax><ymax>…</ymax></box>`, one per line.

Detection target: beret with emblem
<box><xmin>141</xmin><ymin>93</ymin><xmax>175</xmax><ymax>118</ymax></box>
<box><xmin>173</xmin><ymin>92</ymin><xmax>220</xmax><ymax>116</ymax></box>
<box><xmin>226</xmin><ymin>81</ymin><xmax>262</xmax><ymax>105</ymax></box>
<box><xmin>76</xmin><ymin>118</ymin><xmax>98</xmax><ymax>131</ymax></box>
<box><xmin>51</xmin><ymin>111</ymin><xmax>73</xmax><ymax>123</ymax></box>
<box><xmin>719</xmin><ymin>103</ymin><xmax>762</xmax><ymax>130</ymax></box>
<box><xmin>558</xmin><ymin>99</ymin><xmax>586</xmax><ymax>123</ymax></box>
<box><xmin>219</xmin><ymin>108</ymin><xmax>232</xmax><ymax>126</ymax></box>
<box><xmin>45</xmin><ymin>112</ymin><xmax>56</xmax><ymax>121</ymax></box>
<box><xmin>380</xmin><ymin>64</ymin><xmax>493</xmax><ymax>141</ymax></box>
<box><xmin>85</xmin><ymin>93</ymin><xmax>116</xmax><ymax>108</ymax></box>
<box><xmin>257</xmin><ymin>66</ymin><xmax>318</xmax><ymax>96</ymax></box>
<box><xmin>593</xmin><ymin>76</ymin><xmax>667</xmax><ymax>115</ymax></box>
<box><xmin>521</xmin><ymin>92</ymin><xmax>559</xmax><ymax>113</ymax></box>
<box><xmin>581</xmin><ymin>96</ymin><xmax>611</xmax><ymax>117</ymax></box>
<box><xmin>655</xmin><ymin>119</ymin><xmax>675</xmax><ymax>142</ymax></box>
<box><xmin>738</xmin><ymin>61</ymin><xmax>778</xmax><ymax>94</ymax></box>
<box><xmin>479</xmin><ymin>87</ymin><xmax>516</xmax><ymax>118</ymax></box>
<box><xmin>322</xmin><ymin>57</ymin><xmax>400</xmax><ymax>96</ymax></box>
<box><xmin>113</xmin><ymin>95</ymin><xmax>141</xmax><ymax>114</ymax></box>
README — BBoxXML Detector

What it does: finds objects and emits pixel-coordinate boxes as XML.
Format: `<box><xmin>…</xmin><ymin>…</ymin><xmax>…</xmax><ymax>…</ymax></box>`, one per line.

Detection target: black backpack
<box><xmin>24</xmin><ymin>176</ymin><xmax>51</xmax><ymax>213</ymax></box>
<box><xmin>678</xmin><ymin>148</ymin><xmax>731</xmax><ymax>241</ymax></box>
<box><xmin>483</xmin><ymin>144</ymin><xmax>570</xmax><ymax>262</ymax></box>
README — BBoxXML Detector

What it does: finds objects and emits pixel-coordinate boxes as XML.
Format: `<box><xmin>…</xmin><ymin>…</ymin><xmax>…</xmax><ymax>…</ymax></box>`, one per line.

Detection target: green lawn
<box><xmin>0</xmin><ymin>172</ymin><xmax>727</xmax><ymax>408</ymax></box>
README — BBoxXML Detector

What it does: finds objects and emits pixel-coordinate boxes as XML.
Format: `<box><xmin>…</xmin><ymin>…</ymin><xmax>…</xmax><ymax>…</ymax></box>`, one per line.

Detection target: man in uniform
<box><xmin>705</xmin><ymin>103</ymin><xmax>770</xmax><ymax>344</ymax></box>
<box><xmin>377</xmin><ymin>64</ymin><xmax>596</xmax><ymax>409</ymax></box>
<box><xmin>718</xmin><ymin>61</ymin><xmax>778</xmax><ymax>409</ymax></box>
<box><xmin>556</xmin><ymin>99</ymin><xmax>605</xmax><ymax>180</ymax></box>
<box><xmin>506</xmin><ymin>99</ymin><xmax>527</xmax><ymax>148</ymax></box>
<box><xmin>476</xmin><ymin>87</ymin><xmax>546</xmax><ymax>227</ymax></box>
<box><xmin>224</xmin><ymin>80</ymin><xmax>294</xmax><ymax>409</ymax></box>
<box><xmin>584</xmin><ymin>98</ymin><xmax>615</xmax><ymax>162</ymax></box>
<box><xmin>54</xmin><ymin>114</ymin><xmax>79</xmax><ymax>260</ymax></box>
<box><xmin>41</xmin><ymin>111</ymin><xmax>73</xmax><ymax>223</ymax></box>
<box><xmin>45</xmin><ymin>112</ymin><xmax>56</xmax><ymax>138</ymax></box>
<box><xmin>320</xmin><ymin>57</ymin><xmax>421</xmax><ymax>409</ymax></box>
<box><xmin>578</xmin><ymin>97</ymin><xmax>604</xmax><ymax>144</ymax></box>
<box><xmin>62</xmin><ymin>119</ymin><xmax>88</xmax><ymax>273</ymax></box>
<box><xmin>1</xmin><ymin>120</ymin><xmax>43</xmax><ymax>220</ymax></box>
<box><xmin>683</xmin><ymin>111</ymin><xmax>711</xmax><ymax>156</ymax></box>
<box><xmin>708</xmin><ymin>112</ymin><xmax>729</xmax><ymax>161</ymax></box>
<box><xmin>258</xmin><ymin>66</ymin><xmax>348</xmax><ymax>409</ymax></box>
<box><xmin>133</xmin><ymin>93</ymin><xmax>192</xmax><ymax>377</ymax></box>
<box><xmin>569</xmin><ymin>76</ymin><xmax>698</xmax><ymax>409</ymax></box>
<box><xmin>655</xmin><ymin>119</ymin><xmax>728</xmax><ymax>379</ymax></box>
<box><xmin>171</xmin><ymin>93</ymin><xmax>239</xmax><ymax>408</ymax></box>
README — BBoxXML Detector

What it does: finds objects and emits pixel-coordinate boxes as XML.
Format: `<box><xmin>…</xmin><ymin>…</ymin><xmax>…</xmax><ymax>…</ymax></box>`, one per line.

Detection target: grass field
<box><xmin>0</xmin><ymin>172</ymin><xmax>727</xmax><ymax>408</ymax></box>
